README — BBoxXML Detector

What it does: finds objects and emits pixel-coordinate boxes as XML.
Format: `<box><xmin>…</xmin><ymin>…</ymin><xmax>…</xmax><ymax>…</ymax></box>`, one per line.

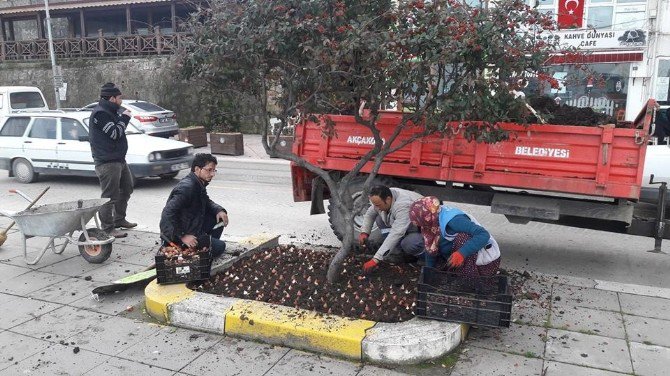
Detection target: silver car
<box><xmin>83</xmin><ymin>100</ymin><xmax>179</xmax><ymax>138</ymax></box>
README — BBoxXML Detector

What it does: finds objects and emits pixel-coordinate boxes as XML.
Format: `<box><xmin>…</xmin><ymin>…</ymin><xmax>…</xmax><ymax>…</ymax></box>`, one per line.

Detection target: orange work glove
<box><xmin>363</xmin><ymin>258</ymin><xmax>379</xmax><ymax>274</ymax></box>
<box><xmin>447</xmin><ymin>251</ymin><xmax>465</xmax><ymax>268</ymax></box>
<box><xmin>358</xmin><ymin>232</ymin><xmax>369</xmax><ymax>247</ymax></box>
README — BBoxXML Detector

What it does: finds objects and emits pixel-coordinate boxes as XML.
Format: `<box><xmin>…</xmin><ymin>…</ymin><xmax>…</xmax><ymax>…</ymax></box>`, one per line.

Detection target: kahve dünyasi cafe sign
<box><xmin>542</xmin><ymin>29</ymin><xmax>647</xmax><ymax>50</ymax></box>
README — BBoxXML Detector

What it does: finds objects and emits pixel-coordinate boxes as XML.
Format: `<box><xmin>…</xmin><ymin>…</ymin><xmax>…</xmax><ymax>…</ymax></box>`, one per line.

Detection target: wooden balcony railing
<box><xmin>0</xmin><ymin>28</ymin><xmax>189</xmax><ymax>61</ymax></box>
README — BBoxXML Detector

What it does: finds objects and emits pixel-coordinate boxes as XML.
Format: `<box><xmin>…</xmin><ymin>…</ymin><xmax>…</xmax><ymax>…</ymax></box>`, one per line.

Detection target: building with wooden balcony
<box><xmin>0</xmin><ymin>0</ymin><xmax>197</xmax><ymax>61</ymax></box>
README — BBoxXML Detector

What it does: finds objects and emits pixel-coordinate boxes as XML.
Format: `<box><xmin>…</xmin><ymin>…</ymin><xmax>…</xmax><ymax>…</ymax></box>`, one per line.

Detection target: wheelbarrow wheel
<box><xmin>79</xmin><ymin>228</ymin><xmax>112</xmax><ymax>264</ymax></box>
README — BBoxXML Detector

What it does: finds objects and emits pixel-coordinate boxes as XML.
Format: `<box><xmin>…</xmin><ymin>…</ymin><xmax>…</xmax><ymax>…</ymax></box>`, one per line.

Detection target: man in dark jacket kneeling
<box><xmin>159</xmin><ymin>153</ymin><xmax>229</xmax><ymax>257</ymax></box>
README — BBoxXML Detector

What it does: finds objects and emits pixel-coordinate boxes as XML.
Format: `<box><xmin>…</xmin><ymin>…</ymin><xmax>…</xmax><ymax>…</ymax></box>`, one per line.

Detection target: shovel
<box><xmin>0</xmin><ymin>186</ymin><xmax>50</xmax><ymax>247</ymax></box>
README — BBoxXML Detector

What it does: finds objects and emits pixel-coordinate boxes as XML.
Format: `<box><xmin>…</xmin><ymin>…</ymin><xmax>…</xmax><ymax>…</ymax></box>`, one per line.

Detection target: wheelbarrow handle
<box><xmin>2</xmin><ymin>186</ymin><xmax>50</xmax><ymax>234</ymax></box>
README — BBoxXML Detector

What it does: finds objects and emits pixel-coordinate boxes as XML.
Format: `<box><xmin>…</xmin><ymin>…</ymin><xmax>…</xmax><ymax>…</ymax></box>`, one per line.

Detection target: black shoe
<box><xmin>115</xmin><ymin>219</ymin><xmax>137</xmax><ymax>229</ymax></box>
<box><xmin>107</xmin><ymin>229</ymin><xmax>128</xmax><ymax>238</ymax></box>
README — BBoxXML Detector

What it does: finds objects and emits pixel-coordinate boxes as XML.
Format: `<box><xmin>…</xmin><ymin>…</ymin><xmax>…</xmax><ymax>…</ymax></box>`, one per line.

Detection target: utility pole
<box><xmin>44</xmin><ymin>0</ymin><xmax>61</xmax><ymax>109</ymax></box>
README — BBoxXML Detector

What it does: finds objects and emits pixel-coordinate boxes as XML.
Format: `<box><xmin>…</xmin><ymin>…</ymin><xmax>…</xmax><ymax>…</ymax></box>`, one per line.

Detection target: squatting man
<box><xmin>360</xmin><ymin>185</ymin><xmax>425</xmax><ymax>273</ymax></box>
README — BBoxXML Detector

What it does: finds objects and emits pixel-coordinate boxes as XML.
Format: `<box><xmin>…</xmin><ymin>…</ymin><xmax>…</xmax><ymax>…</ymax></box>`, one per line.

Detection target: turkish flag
<box><xmin>557</xmin><ymin>0</ymin><xmax>585</xmax><ymax>29</ymax></box>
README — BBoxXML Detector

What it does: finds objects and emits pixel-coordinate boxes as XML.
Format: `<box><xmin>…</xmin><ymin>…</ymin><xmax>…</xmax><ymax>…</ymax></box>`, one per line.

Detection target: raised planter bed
<box><xmin>177</xmin><ymin>126</ymin><xmax>207</xmax><ymax>148</ymax></box>
<box><xmin>192</xmin><ymin>245</ymin><xmax>420</xmax><ymax>322</ymax></box>
<box><xmin>210</xmin><ymin>132</ymin><xmax>244</xmax><ymax>156</ymax></box>
<box><xmin>267</xmin><ymin>135</ymin><xmax>294</xmax><ymax>157</ymax></box>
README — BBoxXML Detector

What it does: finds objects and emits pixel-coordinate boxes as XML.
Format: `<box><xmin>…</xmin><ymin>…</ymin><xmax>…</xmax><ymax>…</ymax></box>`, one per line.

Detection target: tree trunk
<box><xmin>326</xmin><ymin>187</ymin><xmax>355</xmax><ymax>283</ymax></box>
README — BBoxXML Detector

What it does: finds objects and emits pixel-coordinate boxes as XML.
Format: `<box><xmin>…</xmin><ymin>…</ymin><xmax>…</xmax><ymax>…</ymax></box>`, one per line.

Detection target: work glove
<box><xmin>447</xmin><ymin>251</ymin><xmax>465</xmax><ymax>268</ymax></box>
<box><xmin>363</xmin><ymin>258</ymin><xmax>379</xmax><ymax>274</ymax></box>
<box><xmin>358</xmin><ymin>232</ymin><xmax>369</xmax><ymax>247</ymax></box>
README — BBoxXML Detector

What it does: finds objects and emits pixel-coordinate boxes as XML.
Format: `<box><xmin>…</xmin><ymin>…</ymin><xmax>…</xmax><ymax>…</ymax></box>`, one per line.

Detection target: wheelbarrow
<box><xmin>0</xmin><ymin>189</ymin><xmax>115</xmax><ymax>265</ymax></box>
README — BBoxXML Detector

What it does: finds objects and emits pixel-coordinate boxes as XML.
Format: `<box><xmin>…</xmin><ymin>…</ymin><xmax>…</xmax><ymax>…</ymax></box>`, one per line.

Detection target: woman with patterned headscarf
<box><xmin>409</xmin><ymin>196</ymin><xmax>501</xmax><ymax>278</ymax></box>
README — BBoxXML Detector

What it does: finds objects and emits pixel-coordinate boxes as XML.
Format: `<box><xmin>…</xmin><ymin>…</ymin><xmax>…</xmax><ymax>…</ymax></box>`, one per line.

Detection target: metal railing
<box><xmin>0</xmin><ymin>28</ymin><xmax>188</xmax><ymax>61</ymax></box>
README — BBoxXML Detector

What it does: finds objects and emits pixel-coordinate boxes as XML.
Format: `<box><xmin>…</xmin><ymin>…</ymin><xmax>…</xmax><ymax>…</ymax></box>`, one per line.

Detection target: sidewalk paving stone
<box><xmin>623</xmin><ymin>315</ymin><xmax>670</xmax><ymax>348</ymax></box>
<box><xmin>83</xmin><ymin>356</ymin><xmax>175</xmax><ymax>376</ymax></box>
<box><xmin>0</xmin><ymin>331</ymin><xmax>51</xmax><ymax>371</ymax></box>
<box><xmin>466</xmin><ymin>323</ymin><xmax>546</xmax><ymax>358</ymax></box>
<box><xmin>0</xmin><ymin>296</ymin><xmax>62</xmax><ymax>330</ymax></box>
<box><xmin>551</xmin><ymin>284</ymin><xmax>620</xmax><ymax>312</ymax></box>
<box><xmin>80</xmin><ymin>260</ymin><xmax>148</xmax><ymax>283</ymax></box>
<box><xmin>545</xmin><ymin>329</ymin><xmax>632</xmax><ymax>373</ymax></box>
<box><xmin>10</xmin><ymin>305</ymin><xmax>107</xmax><ymax>341</ymax></box>
<box><xmin>70</xmin><ymin>286</ymin><xmax>146</xmax><ymax>315</ymax></box>
<box><xmin>264</xmin><ymin>349</ymin><xmax>362</xmax><ymax>376</ymax></box>
<box><xmin>550</xmin><ymin>305</ymin><xmax>626</xmax><ymax>339</ymax></box>
<box><xmin>0</xmin><ymin>270</ymin><xmax>70</xmax><ymax>295</ymax></box>
<box><xmin>179</xmin><ymin>336</ymin><xmax>290</xmax><ymax>376</ymax></box>
<box><xmin>357</xmin><ymin>366</ymin><xmax>410</xmax><ymax>376</ymax></box>
<box><xmin>1</xmin><ymin>246</ymin><xmax>79</xmax><ymax>269</ymax></box>
<box><xmin>0</xmin><ymin>262</ymin><xmax>31</xmax><ymax>282</ymax></box>
<box><xmin>542</xmin><ymin>361</ymin><xmax>632</xmax><ymax>375</ymax></box>
<box><xmin>115</xmin><ymin>326</ymin><xmax>222</xmax><ymax>372</ymax></box>
<box><xmin>36</xmin><ymin>252</ymin><xmax>108</xmax><ymax>277</ymax></box>
<box><xmin>26</xmin><ymin>276</ymin><xmax>100</xmax><ymax>305</ymax></box>
<box><xmin>450</xmin><ymin>346</ymin><xmax>544</xmax><ymax>376</ymax></box>
<box><xmin>618</xmin><ymin>293</ymin><xmax>670</xmax><ymax>321</ymax></box>
<box><xmin>629</xmin><ymin>341</ymin><xmax>670</xmax><ymax>376</ymax></box>
<box><xmin>0</xmin><ymin>343</ymin><xmax>110</xmax><ymax>376</ymax></box>
<box><xmin>109</xmin><ymin>244</ymin><xmax>157</xmax><ymax>266</ymax></box>
<box><xmin>512</xmin><ymin>298</ymin><xmax>550</xmax><ymax>327</ymax></box>
<box><xmin>68</xmin><ymin>315</ymin><xmax>162</xmax><ymax>356</ymax></box>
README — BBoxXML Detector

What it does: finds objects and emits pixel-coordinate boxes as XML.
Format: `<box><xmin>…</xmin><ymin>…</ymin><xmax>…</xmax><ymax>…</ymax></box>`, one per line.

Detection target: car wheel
<box><xmin>12</xmin><ymin>158</ymin><xmax>38</xmax><ymax>183</ymax></box>
<box><xmin>159</xmin><ymin>171</ymin><xmax>179</xmax><ymax>180</ymax></box>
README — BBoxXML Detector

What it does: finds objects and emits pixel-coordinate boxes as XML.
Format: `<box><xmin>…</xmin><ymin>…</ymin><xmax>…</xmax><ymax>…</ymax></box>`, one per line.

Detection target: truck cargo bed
<box><xmin>294</xmin><ymin>100</ymin><xmax>656</xmax><ymax>200</ymax></box>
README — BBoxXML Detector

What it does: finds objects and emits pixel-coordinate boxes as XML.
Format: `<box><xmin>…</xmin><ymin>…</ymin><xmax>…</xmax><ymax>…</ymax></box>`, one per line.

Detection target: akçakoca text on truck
<box><xmin>291</xmin><ymin>99</ymin><xmax>670</xmax><ymax>251</ymax></box>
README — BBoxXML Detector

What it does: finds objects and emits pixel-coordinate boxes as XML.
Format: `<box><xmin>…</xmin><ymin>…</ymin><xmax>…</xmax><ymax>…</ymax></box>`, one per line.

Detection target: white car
<box><xmin>82</xmin><ymin>100</ymin><xmax>179</xmax><ymax>138</ymax></box>
<box><xmin>0</xmin><ymin>111</ymin><xmax>194</xmax><ymax>185</ymax></box>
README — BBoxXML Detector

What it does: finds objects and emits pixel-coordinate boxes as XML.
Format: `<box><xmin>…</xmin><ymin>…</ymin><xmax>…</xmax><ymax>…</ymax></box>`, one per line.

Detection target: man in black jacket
<box><xmin>160</xmin><ymin>153</ymin><xmax>229</xmax><ymax>257</ymax></box>
<box><xmin>89</xmin><ymin>82</ymin><xmax>136</xmax><ymax>238</ymax></box>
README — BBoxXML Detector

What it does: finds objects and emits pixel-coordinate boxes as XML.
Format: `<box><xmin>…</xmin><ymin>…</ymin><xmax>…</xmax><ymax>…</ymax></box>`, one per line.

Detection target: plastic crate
<box><xmin>155</xmin><ymin>247</ymin><xmax>212</xmax><ymax>285</ymax></box>
<box><xmin>415</xmin><ymin>267</ymin><xmax>512</xmax><ymax>328</ymax></box>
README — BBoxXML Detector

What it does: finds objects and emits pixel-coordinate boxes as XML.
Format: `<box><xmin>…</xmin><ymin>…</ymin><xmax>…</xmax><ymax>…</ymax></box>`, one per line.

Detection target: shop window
<box><xmin>523</xmin><ymin>63</ymin><xmax>630</xmax><ymax>116</ymax></box>
<box><xmin>615</xmin><ymin>9</ymin><xmax>646</xmax><ymax>30</ymax></box>
<box><xmin>656</xmin><ymin>60</ymin><xmax>670</xmax><ymax>104</ymax></box>
<box><xmin>587</xmin><ymin>7</ymin><xmax>613</xmax><ymax>29</ymax></box>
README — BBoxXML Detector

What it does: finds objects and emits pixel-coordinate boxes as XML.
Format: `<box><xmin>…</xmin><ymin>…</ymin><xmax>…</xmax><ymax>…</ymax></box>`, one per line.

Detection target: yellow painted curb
<box><xmin>145</xmin><ymin>280</ymin><xmax>195</xmax><ymax>323</ymax></box>
<box><xmin>225</xmin><ymin>299</ymin><xmax>376</xmax><ymax>360</ymax></box>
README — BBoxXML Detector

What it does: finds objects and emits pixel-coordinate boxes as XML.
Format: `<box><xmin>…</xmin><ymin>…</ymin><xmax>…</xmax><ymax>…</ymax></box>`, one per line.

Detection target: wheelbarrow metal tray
<box><xmin>11</xmin><ymin>198</ymin><xmax>109</xmax><ymax>237</ymax></box>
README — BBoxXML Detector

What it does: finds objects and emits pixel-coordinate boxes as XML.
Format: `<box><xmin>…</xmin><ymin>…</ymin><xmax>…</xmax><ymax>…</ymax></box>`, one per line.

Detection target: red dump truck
<box><xmin>291</xmin><ymin>99</ymin><xmax>670</xmax><ymax>251</ymax></box>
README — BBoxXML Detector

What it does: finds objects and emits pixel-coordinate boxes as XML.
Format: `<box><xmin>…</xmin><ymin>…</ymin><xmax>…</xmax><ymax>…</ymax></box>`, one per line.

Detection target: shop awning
<box><xmin>547</xmin><ymin>52</ymin><xmax>644</xmax><ymax>65</ymax></box>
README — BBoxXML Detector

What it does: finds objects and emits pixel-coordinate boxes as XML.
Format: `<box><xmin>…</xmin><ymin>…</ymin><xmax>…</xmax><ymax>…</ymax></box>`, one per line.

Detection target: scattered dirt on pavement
<box><xmin>191</xmin><ymin>245</ymin><xmax>420</xmax><ymax>322</ymax></box>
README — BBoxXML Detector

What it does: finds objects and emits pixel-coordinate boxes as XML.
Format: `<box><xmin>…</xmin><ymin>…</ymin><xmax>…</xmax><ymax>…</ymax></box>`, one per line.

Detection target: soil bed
<box><xmin>528</xmin><ymin>96</ymin><xmax>618</xmax><ymax>126</ymax></box>
<box><xmin>191</xmin><ymin>245</ymin><xmax>420</xmax><ymax>322</ymax></box>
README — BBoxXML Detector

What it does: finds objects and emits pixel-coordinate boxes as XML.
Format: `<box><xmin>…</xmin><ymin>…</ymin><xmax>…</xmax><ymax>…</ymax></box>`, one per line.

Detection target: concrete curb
<box><xmin>145</xmin><ymin>235</ymin><xmax>466</xmax><ymax>364</ymax></box>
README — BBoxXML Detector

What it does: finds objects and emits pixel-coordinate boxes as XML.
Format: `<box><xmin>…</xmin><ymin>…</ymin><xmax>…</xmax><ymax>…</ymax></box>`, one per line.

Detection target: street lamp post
<box><xmin>44</xmin><ymin>0</ymin><xmax>61</xmax><ymax>109</ymax></box>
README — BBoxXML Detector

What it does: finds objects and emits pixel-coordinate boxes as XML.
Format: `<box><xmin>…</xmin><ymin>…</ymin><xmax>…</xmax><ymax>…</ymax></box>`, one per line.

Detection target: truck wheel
<box><xmin>327</xmin><ymin>176</ymin><xmax>398</xmax><ymax>250</ymax></box>
<box><xmin>12</xmin><ymin>158</ymin><xmax>38</xmax><ymax>183</ymax></box>
<box><xmin>79</xmin><ymin>228</ymin><xmax>113</xmax><ymax>264</ymax></box>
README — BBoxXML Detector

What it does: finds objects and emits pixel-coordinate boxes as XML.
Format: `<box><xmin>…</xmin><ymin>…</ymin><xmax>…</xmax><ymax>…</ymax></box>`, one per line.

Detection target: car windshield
<box><xmin>125</xmin><ymin>101</ymin><xmax>166</xmax><ymax>112</ymax></box>
<box><xmin>83</xmin><ymin>118</ymin><xmax>143</xmax><ymax>134</ymax></box>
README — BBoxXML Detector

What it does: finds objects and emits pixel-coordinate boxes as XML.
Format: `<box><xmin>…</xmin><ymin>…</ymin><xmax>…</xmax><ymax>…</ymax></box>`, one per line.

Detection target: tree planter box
<box><xmin>268</xmin><ymin>135</ymin><xmax>294</xmax><ymax>157</ymax></box>
<box><xmin>178</xmin><ymin>127</ymin><xmax>207</xmax><ymax>148</ymax></box>
<box><xmin>211</xmin><ymin>132</ymin><xmax>244</xmax><ymax>156</ymax></box>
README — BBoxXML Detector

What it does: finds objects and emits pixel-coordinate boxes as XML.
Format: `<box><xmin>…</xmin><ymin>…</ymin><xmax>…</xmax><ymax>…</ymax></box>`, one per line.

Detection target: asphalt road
<box><xmin>1</xmin><ymin>158</ymin><xmax>669</xmax><ymax>289</ymax></box>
